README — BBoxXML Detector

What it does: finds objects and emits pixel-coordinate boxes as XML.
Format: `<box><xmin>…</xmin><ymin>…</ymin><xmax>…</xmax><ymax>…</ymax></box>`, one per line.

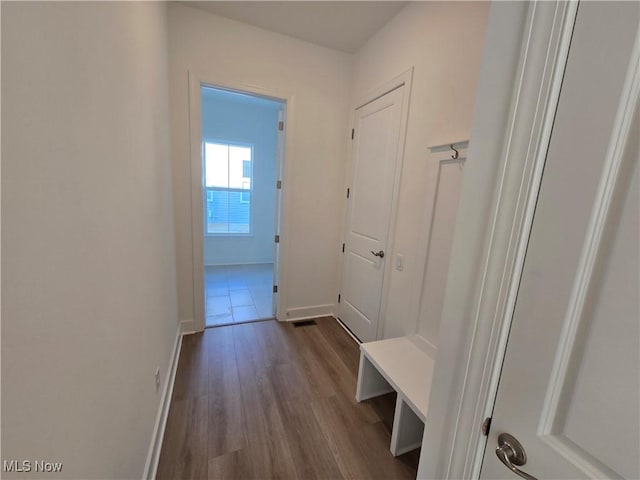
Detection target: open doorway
<box><xmin>201</xmin><ymin>85</ymin><xmax>285</xmax><ymax>327</ymax></box>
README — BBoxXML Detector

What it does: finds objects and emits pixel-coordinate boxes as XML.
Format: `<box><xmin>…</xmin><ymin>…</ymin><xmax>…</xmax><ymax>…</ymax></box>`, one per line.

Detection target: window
<box><xmin>203</xmin><ymin>142</ymin><xmax>252</xmax><ymax>234</ymax></box>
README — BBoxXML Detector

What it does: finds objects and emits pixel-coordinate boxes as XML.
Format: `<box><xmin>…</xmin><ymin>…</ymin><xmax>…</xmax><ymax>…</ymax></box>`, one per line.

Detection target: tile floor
<box><xmin>205</xmin><ymin>263</ymin><xmax>274</xmax><ymax>327</ymax></box>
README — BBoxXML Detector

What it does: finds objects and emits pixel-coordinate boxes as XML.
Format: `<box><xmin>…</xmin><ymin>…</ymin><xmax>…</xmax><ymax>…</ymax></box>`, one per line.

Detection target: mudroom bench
<box><xmin>355</xmin><ymin>335</ymin><xmax>435</xmax><ymax>456</ymax></box>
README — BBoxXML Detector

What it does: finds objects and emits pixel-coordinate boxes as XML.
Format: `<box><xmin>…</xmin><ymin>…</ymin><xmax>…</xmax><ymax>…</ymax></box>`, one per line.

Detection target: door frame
<box><xmin>187</xmin><ymin>71</ymin><xmax>296</xmax><ymax>331</ymax></box>
<box><xmin>338</xmin><ymin>68</ymin><xmax>413</xmax><ymax>341</ymax></box>
<box><xmin>272</xmin><ymin>108</ymin><xmax>286</xmax><ymax>317</ymax></box>
<box><xmin>418</xmin><ymin>2</ymin><xmax>580</xmax><ymax>478</ymax></box>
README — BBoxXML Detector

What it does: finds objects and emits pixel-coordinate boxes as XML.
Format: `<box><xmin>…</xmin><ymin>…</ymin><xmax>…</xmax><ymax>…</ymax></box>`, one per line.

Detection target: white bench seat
<box><xmin>356</xmin><ymin>335</ymin><xmax>435</xmax><ymax>456</ymax></box>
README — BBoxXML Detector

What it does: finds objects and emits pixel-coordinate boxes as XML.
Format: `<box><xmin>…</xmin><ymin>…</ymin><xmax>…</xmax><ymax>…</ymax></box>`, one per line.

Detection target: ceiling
<box><xmin>181</xmin><ymin>1</ymin><xmax>408</xmax><ymax>53</ymax></box>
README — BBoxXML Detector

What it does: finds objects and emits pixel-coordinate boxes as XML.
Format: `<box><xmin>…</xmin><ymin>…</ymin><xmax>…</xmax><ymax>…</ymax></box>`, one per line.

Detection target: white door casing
<box><xmin>187</xmin><ymin>72</ymin><xmax>295</xmax><ymax>331</ymax></box>
<box><xmin>480</xmin><ymin>3</ymin><xmax>639</xmax><ymax>479</ymax></box>
<box><xmin>272</xmin><ymin>108</ymin><xmax>286</xmax><ymax>317</ymax></box>
<box><xmin>339</xmin><ymin>85</ymin><xmax>406</xmax><ymax>342</ymax></box>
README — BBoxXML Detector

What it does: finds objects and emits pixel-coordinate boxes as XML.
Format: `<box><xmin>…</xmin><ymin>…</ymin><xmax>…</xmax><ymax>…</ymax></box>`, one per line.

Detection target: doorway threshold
<box><xmin>205</xmin><ymin>316</ymin><xmax>275</xmax><ymax>329</ymax></box>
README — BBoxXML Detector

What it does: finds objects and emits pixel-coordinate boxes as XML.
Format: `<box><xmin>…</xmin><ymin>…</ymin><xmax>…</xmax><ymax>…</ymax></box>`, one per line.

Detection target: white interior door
<box><xmin>481</xmin><ymin>3</ymin><xmax>639</xmax><ymax>479</ymax></box>
<box><xmin>339</xmin><ymin>86</ymin><xmax>404</xmax><ymax>342</ymax></box>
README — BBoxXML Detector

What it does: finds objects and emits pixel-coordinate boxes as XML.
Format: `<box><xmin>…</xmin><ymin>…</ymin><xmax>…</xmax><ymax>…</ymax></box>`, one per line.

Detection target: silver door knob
<box><xmin>370</xmin><ymin>250</ymin><xmax>385</xmax><ymax>258</ymax></box>
<box><xmin>495</xmin><ymin>433</ymin><xmax>537</xmax><ymax>480</ymax></box>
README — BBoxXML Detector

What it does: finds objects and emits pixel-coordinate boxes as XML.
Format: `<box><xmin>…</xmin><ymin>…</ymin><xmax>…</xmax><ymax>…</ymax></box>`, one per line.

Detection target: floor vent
<box><xmin>293</xmin><ymin>319</ymin><xmax>317</xmax><ymax>328</ymax></box>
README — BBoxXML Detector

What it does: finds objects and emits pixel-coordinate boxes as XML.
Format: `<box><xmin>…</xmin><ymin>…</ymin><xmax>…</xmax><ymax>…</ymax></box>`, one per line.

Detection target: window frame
<box><xmin>202</xmin><ymin>139</ymin><xmax>254</xmax><ymax>237</ymax></box>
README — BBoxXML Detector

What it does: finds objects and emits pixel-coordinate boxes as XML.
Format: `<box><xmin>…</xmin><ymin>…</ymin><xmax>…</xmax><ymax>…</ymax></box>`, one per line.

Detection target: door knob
<box><xmin>370</xmin><ymin>250</ymin><xmax>385</xmax><ymax>258</ymax></box>
<box><xmin>495</xmin><ymin>433</ymin><xmax>537</xmax><ymax>480</ymax></box>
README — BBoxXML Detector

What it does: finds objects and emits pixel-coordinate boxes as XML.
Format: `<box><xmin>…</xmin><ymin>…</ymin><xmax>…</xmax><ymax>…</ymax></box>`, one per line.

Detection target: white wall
<box><xmin>169</xmin><ymin>4</ymin><xmax>352</xmax><ymax>323</ymax></box>
<box><xmin>350</xmin><ymin>2</ymin><xmax>490</xmax><ymax>341</ymax></box>
<box><xmin>201</xmin><ymin>90</ymin><xmax>280</xmax><ymax>266</ymax></box>
<box><xmin>1</xmin><ymin>2</ymin><xmax>178</xmax><ymax>478</ymax></box>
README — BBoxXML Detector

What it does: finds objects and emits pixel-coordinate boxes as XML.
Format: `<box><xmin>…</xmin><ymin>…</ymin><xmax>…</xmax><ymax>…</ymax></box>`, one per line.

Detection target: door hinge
<box><xmin>481</xmin><ymin>417</ymin><xmax>492</xmax><ymax>436</ymax></box>
<box><xmin>276</xmin><ymin>179</ymin><xmax>282</xmax><ymax>189</ymax></box>
<box><xmin>278</xmin><ymin>121</ymin><xmax>284</xmax><ymax>131</ymax></box>
<box><xmin>342</xmin><ymin>243</ymin><xmax>345</xmax><ymax>253</ymax></box>
<box><xmin>347</xmin><ymin>188</ymin><xmax>350</xmax><ymax>199</ymax></box>
<box><xmin>273</xmin><ymin>285</ymin><xmax>279</xmax><ymax>293</ymax></box>
<box><xmin>351</xmin><ymin>128</ymin><xmax>355</xmax><ymax>139</ymax></box>
<box><xmin>275</xmin><ymin>234</ymin><xmax>280</xmax><ymax>243</ymax></box>
<box><xmin>338</xmin><ymin>294</ymin><xmax>341</xmax><ymax>303</ymax></box>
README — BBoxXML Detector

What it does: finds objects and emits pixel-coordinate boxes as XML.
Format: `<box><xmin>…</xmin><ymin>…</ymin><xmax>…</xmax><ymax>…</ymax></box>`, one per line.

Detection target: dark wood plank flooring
<box><xmin>157</xmin><ymin>317</ymin><xmax>420</xmax><ymax>479</ymax></box>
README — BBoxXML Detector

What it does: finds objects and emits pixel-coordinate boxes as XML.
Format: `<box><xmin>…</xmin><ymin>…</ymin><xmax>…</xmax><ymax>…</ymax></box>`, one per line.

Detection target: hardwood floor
<box><xmin>157</xmin><ymin>317</ymin><xmax>420</xmax><ymax>479</ymax></box>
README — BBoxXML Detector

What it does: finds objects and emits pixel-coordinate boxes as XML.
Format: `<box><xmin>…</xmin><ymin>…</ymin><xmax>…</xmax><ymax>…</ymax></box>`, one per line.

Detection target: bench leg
<box><xmin>356</xmin><ymin>351</ymin><xmax>393</xmax><ymax>402</ymax></box>
<box><xmin>390</xmin><ymin>395</ymin><xmax>425</xmax><ymax>456</ymax></box>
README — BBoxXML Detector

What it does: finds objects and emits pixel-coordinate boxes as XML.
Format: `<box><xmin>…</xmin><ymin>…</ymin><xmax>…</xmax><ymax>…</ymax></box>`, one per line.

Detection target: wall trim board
<box><xmin>188</xmin><ymin>70</ymin><xmax>296</xmax><ymax>332</ymax></box>
<box><xmin>142</xmin><ymin>327</ymin><xmax>183</xmax><ymax>480</ymax></box>
<box><xmin>284</xmin><ymin>304</ymin><xmax>334</xmax><ymax>322</ymax></box>
<box><xmin>418</xmin><ymin>2</ymin><xmax>579</xmax><ymax>478</ymax></box>
<box><xmin>337</xmin><ymin>67</ymin><xmax>414</xmax><ymax>341</ymax></box>
<box><xmin>410</xmin><ymin>140</ymin><xmax>468</xmax><ymax>343</ymax></box>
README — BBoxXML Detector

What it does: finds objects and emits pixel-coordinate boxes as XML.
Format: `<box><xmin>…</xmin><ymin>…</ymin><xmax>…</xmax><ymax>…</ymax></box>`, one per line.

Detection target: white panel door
<box><xmin>481</xmin><ymin>3</ymin><xmax>639</xmax><ymax>479</ymax></box>
<box><xmin>339</xmin><ymin>86</ymin><xmax>404</xmax><ymax>342</ymax></box>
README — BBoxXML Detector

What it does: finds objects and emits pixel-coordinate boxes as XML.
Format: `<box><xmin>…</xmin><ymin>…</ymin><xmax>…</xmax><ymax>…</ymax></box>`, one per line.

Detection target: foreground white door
<box><xmin>339</xmin><ymin>86</ymin><xmax>404</xmax><ymax>342</ymax></box>
<box><xmin>481</xmin><ymin>3</ymin><xmax>638</xmax><ymax>479</ymax></box>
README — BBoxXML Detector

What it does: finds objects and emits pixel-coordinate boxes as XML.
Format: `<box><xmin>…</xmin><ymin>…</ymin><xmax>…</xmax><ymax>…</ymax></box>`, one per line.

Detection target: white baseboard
<box><xmin>284</xmin><ymin>304</ymin><xmax>335</xmax><ymax>322</ymax></box>
<box><xmin>142</xmin><ymin>328</ymin><xmax>183</xmax><ymax>480</ymax></box>
<box><xmin>179</xmin><ymin>318</ymin><xmax>198</xmax><ymax>334</ymax></box>
<box><xmin>333</xmin><ymin>315</ymin><xmax>362</xmax><ymax>344</ymax></box>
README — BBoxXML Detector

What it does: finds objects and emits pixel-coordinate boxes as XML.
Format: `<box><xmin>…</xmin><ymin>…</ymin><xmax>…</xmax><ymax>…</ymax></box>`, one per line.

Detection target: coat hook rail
<box><xmin>428</xmin><ymin>140</ymin><xmax>469</xmax><ymax>159</ymax></box>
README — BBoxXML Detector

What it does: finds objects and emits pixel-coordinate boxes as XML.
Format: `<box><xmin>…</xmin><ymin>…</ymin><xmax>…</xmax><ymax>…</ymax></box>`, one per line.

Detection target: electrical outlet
<box><xmin>155</xmin><ymin>367</ymin><xmax>160</xmax><ymax>392</ymax></box>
